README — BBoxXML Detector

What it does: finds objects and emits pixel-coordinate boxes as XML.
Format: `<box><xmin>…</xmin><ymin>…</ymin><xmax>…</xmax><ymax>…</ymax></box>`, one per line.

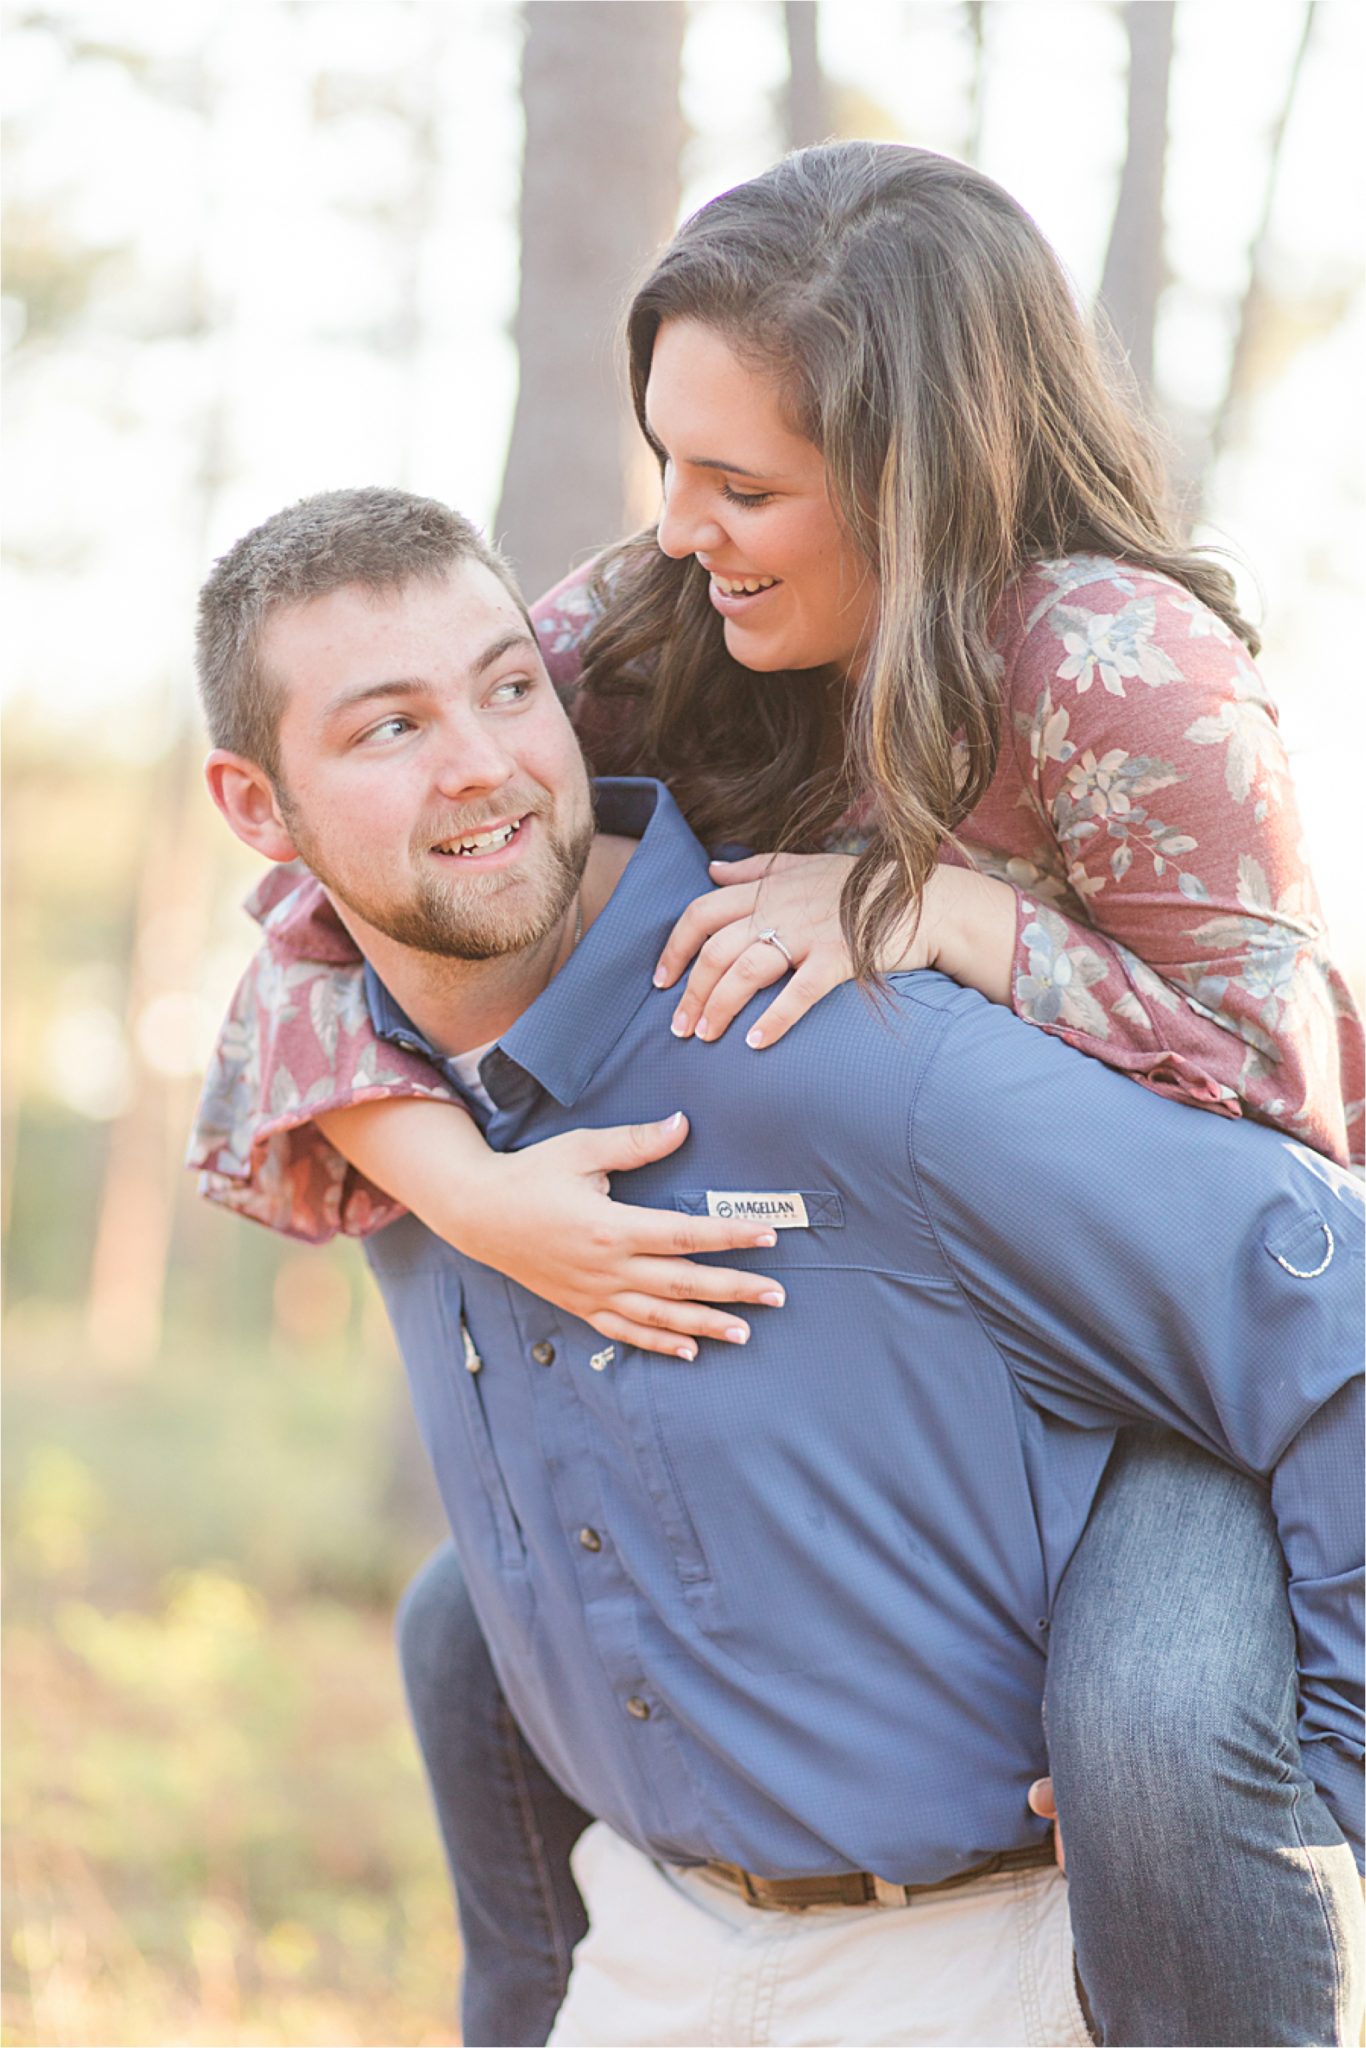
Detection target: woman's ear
<box><xmin>204</xmin><ymin>750</ymin><xmax>299</xmax><ymax>863</ymax></box>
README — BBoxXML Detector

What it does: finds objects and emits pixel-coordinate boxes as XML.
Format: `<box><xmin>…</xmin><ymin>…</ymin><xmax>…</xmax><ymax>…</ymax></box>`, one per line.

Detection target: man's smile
<box><xmin>428</xmin><ymin>813</ymin><xmax>534</xmax><ymax>867</ymax></box>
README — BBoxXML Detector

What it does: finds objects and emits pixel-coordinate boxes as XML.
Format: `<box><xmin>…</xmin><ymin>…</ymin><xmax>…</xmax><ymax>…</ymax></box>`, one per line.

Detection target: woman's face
<box><xmin>644</xmin><ymin>319</ymin><xmax>877</xmax><ymax>678</ymax></box>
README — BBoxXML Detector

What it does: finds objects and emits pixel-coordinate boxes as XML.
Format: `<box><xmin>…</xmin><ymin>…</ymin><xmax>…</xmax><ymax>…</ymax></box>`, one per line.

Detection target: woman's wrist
<box><xmin>917</xmin><ymin>866</ymin><xmax>1017</xmax><ymax>1006</ymax></box>
<box><xmin>317</xmin><ymin>1095</ymin><xmax>499</xmax><ymax>1251</ymax></box>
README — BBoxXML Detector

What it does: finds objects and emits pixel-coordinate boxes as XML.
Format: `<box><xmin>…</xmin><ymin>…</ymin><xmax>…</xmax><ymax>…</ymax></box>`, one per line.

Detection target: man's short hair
<box><xmin>195</xmin><ymin>486</ymin><xmax>527</xmax><ymax>778</ymax></box>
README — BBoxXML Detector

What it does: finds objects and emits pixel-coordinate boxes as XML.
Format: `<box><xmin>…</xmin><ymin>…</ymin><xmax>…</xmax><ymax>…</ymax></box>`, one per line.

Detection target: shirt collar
<box><xmin>365</xmin><ymin>778</ymin><xmax>710</xmax><ymax>1113</ymax></box>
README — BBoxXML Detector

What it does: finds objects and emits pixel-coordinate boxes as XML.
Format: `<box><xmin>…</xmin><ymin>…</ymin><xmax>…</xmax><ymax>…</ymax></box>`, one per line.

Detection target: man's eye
<box><xmin>488</xmin><ymin>677</ymin><xmax>532</xmax><ymax>704</ymax></box>
<box><xmin>361</xmin><ymin>716</ymin><xmax>415</xmax><ymax>743</ymax></box>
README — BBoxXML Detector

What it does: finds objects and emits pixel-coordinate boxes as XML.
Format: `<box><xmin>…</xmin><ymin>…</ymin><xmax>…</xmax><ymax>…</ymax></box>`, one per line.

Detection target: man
<box><xmin>196</xmin><ymin>487</ymin><xmax>1363</xmax><ymax>2047</ymax></box>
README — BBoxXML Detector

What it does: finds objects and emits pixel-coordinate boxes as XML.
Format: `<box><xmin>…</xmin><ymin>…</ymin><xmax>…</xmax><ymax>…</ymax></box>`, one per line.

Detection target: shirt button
<box><xmin>625</xmin><ymin>1695</ymin><xmax>651</xmax><ymax>1721</ymax></box>
<box><xmin>578</xmin><ymin>1527</ymin><xmax>603</xmax><ymax>1552</ymax></box>
<box><xmin>531</xmin><ymin>1341</ymin><xmax>556</xmax><ymax>1367</ymax></box>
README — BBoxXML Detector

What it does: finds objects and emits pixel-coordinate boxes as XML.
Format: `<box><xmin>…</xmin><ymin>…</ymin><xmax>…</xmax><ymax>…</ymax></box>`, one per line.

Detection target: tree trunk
<box><xmin>1098</xmin><ymin>0</ymin><xmax>1175</xmax><ymax>400</ymax></box>
<box><xmin>963</xmin><ymin>1</ymin><xmax>987</xmax><ymax>164</ymax></box>
<box><xmin>83</xmin><ymin>732</ymin><xmax>215</xmax><ymax>1368</ymax></box>
<box><xmin>495</xmin><ymin>1</ymin><xmax>686</xmax><ymax>603</ymax></box>
<box><xmin>783</xmin><ymin>3</ymin><xmax>829</xmax><ymax>151</ymax></box>
<box><xmin>1205</xmin><ymin>1</ymin><xmax>1316</xmax><ymax>471</ymax></box>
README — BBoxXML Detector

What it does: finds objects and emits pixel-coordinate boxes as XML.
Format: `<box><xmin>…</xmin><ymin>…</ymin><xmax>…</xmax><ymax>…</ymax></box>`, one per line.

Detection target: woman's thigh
<box><xmin>1045</xmin><ymin>1427</ymin><xmax>1361</xmax><ymax>2046</ymax></box>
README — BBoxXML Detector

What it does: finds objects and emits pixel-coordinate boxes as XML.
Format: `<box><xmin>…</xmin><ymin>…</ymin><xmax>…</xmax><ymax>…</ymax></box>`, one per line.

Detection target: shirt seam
<box><xmin>903</xmin><ymin>1004</ymin><xmax>1030</xmax><ymax>1390</ymax></box>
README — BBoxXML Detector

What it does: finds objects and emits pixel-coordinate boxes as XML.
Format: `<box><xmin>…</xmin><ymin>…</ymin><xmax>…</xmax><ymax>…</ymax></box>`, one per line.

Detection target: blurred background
<box><xmin>3</xmin><ymin>2</ymin><xmax>1362</xmax><ymax>2040</ymax></box>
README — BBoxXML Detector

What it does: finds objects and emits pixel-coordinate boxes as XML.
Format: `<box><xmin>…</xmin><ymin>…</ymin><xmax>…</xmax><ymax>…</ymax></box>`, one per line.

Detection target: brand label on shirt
<box><xmin>705</xmin><ymin>1191</ymin><xmax>810</xmax><ymax>1228</ymax></box>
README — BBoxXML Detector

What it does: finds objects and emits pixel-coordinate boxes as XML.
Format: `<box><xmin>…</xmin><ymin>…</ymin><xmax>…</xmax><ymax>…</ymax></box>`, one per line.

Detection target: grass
<box><xmin>3</xmin><ymin>1303</ymin><xmax>461</xmax><ymax>2045</ymax></box>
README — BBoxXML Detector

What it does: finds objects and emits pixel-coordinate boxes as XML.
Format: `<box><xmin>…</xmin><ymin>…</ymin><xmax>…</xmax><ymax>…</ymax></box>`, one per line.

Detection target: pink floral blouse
<box><xmin>188</xmin><ymin>554</ymin><xmax>1364</xmax><ymax>1239</ymax></box>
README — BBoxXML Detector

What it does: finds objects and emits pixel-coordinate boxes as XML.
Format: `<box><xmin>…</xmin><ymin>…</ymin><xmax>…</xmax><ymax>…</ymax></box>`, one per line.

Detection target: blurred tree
<box><xmin>783</xmin><ymin>2</ymin><xmax>830</xmax><ymax>150</ymax></box>
<box><xmin>1098</xmin><ymin>0</ymin><xmax>1175</xmax><ymax>400</ymax></box>
<box><xmin>963</xmin><ymin>1</ymin><xmax>987</xmax><ymax>164</ymax></box>
<box><xmin>73</xmin><ymin>42</ymin><xmax>229</xmax><ymax>1368</ymax></box>
<box><xmin>494</xmin><ymin>0</ymin><xmax>686</xmax><ymax>600</ymax></box>
<box><xmin>83</xmin><ymin>732</ymin><xmax>217</xmax><ymax>1368</ymax></box>
<box><xmin>1205</xmin><ymin>1</ymin><xmax>1317</xmax><ymax>473</ymax></box>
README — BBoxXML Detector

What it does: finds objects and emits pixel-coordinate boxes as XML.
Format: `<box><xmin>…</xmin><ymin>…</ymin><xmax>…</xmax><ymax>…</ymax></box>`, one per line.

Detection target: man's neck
<box><xmin>332</xmin><ymin>833</ymin><xmax>637</xmax><ymax>1058</ymax></box>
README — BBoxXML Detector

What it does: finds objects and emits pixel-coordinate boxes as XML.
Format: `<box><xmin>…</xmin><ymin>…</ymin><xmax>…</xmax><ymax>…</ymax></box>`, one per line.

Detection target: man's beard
<box><xmin>278</xmin><ymin>789</ymin><xmax>595</xmax><ymax>962</ymax></box>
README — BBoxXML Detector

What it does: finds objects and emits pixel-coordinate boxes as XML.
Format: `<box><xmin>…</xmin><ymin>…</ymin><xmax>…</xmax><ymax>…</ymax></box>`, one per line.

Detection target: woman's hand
<box><xmin>319</xmin><ymin>1099</ymin><xmax>785</xmax><ymax>1361</ymax></box>
<box><xmin>1027</xmin><ymin>1777</ymin><xmax>1066</xmax><ymax>1870</ymax></box>
<box><xmin>654</xmin><ymin>853</ymin><xmax>1017</xmax><ymax>1047</ymax></box>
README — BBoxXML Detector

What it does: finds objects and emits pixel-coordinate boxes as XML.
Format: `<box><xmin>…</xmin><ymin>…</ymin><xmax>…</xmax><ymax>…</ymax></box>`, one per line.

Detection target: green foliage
<box><xmin>2</xmin><ymin>1315</ymin><xmax>457</xmax><ymax>2045</ymax></box>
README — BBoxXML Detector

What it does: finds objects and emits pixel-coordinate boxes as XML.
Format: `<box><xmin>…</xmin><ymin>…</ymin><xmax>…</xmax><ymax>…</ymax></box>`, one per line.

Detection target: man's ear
<box><xmin>204</xmin><ymin>749</ymin><xmax>299</xmax><ymax>863</ymax></box>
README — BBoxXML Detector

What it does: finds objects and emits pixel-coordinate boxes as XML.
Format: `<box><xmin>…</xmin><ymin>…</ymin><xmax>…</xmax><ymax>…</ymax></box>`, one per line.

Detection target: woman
<box><xmin>193</xmin><ymin>144</ymin><xmax>1362</xmax><ymax>2045</ymax></box>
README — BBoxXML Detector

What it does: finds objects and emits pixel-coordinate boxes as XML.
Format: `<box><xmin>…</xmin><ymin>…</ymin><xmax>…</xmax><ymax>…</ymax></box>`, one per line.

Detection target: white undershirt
<box><xmin>446</xmin><ymin>1038</ymin><xmax>499</xmax><ymax>1113</ymax></box>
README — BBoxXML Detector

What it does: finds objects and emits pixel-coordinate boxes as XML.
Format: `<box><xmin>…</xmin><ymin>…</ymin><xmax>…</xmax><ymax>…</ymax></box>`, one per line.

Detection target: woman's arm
<box><xmin>654</xmin><ymin>565</ymin><xmax>1362</xmax><ymax>1166</ymax></box>
<box><xmin>993</xmin><ymin>564</ymin><xmax>1362</xmax><ymax>1164</ymax></box>
<box><xmin>655</xmin><ymin>851</ymin><xmax>1016</xmax><ymax>1047</ymax></box>
<box><xmin>316</xmin><ymin>1098</ymin><xmax>786</xmax><ymax>1357</ymax></box>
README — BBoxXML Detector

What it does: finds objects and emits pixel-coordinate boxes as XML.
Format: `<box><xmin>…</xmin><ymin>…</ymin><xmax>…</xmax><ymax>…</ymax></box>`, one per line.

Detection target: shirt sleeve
<box><xmin>908</xmin><ymin>981</ymin><xmax>1365</xmax><ymax>1858</ymax></box>
<box><xmin>186</xmin><ymin>934</ymin><xmax>457</xmax><ymax>1243</ymax></box>
<box><xmin>530</xmin><ymin>556</ymin><xmax>605</xmax><ymax>698</ymax></box>
<box><xmin>996</xmin><ymin>566</ymin><xmax>1363</xmax><ymax>1166</ymax></box>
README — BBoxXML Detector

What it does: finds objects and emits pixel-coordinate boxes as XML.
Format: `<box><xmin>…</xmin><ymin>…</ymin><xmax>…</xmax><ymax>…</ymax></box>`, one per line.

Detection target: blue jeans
<box><xmin>396</xmin><ymin>1428</ymin><xmax>1362</xmax><ymax>2047</ymax></box>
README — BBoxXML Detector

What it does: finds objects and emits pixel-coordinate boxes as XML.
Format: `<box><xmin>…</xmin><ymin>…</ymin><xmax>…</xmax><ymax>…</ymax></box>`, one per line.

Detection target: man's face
<box><xmin>262</xmin><ymin>559</ymin><xmax>594</xmax><ymax>960</ymax></box>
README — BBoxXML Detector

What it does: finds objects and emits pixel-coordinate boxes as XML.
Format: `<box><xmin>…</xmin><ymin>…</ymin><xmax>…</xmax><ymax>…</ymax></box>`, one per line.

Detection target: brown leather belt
<box><xmin>698</xmin><ymin>1835</ymin><xmax>1057</xmax><ymax>1912</ymax></box>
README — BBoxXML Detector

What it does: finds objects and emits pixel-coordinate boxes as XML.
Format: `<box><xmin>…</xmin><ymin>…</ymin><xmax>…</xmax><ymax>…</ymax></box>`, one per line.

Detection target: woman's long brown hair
<box><xmin>576</xmin><ymin>142</ymin><xmax>1257</xmax><ymax>979</ymax></box>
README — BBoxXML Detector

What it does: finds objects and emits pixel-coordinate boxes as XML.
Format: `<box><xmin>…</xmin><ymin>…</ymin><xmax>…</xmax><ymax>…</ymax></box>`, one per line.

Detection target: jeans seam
<box><xmin>498</xmin><ymin>1699</ymin><xmax>578</xmax><ymax>1985</ymax></box>
<box><xmin>1285</xmin><ymin>1767</ymin><xmax>1347</xmax><ymax>2034</ymax></box>
<box><xmin>1266</xmin><ymin>1656</ymin><xmax>1347</xmax><ymax>2038</ymax></box>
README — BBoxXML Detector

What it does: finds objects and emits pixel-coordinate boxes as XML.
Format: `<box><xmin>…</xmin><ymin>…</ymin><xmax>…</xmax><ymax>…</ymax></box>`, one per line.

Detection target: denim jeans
<box><xmin>397</xmin><ymin>1428</ymin><xmax>1362</xmax><ymax>2048</ymax></box>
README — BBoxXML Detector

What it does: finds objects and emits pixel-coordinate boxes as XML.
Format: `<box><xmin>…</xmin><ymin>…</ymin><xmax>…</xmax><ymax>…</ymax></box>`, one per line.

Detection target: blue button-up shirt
<box><xmin>364</xmin><ymin>779</ymin><xmax>1364</xmax><ymax>1880</ymax></box>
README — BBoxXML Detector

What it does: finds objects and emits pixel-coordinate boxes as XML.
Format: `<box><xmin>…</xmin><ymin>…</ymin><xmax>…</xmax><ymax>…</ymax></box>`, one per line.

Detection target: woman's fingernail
<box><xmin>653</xmin><ymin>965</ymin><xmax>669</xmax><ymax>987</ymax></box>
<box><xmin>694</xmin><ymin>1016</ymin><xmax>711</xmax><ymax>1040</ymax></box>
<box><xmin>671</xmin><ymin>1012</ymin><xmax>691</xmax><ymax>1038</ymax></box>
<box><xmin>664</xmin><ymin>1110</ymin><xmax>685</xmax><ymax>1131</ymax></box>
<box><xmin>759</xmin><ymin>1290</ymin><xmax>785</xmax><ymax>1307</ymax></box>
<box><xmin>725</xmin><ymin>1324</ymin><xmax>750</xmax><ymax>1344</ymax></box>
<box><xmin>676</xmin><ymin>1343</ymin><xmax>697</xmax><ymax>1361</ymax></box>
<box><xmin>746</xmin><ymin>1027</ymin><xmax>764</xmax><ymax>1049</ymax></box>
<box><xmin>752</xmin><ymin>1232</ymin><xmax>777</xmax><ymax>1247</ymax></box>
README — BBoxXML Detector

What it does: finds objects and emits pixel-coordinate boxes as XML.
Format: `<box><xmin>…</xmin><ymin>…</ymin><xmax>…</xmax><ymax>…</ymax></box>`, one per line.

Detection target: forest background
<box><xmin>3</xmin><ymin>2</ymin><xmax>1362</xmax><ymax>2042</ymax></box>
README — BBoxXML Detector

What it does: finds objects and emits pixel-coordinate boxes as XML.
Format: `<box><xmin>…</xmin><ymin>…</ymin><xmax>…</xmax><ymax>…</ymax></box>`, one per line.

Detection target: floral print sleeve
<box><xmin>187</xmin><ymin>560</ymin><xmax>615</xmax><ymax>1241</ymax></box>
<box><xmin>975</xmin><ymin>558</ymin><xmax>1363</xmax><ymax>1164</ymax></box>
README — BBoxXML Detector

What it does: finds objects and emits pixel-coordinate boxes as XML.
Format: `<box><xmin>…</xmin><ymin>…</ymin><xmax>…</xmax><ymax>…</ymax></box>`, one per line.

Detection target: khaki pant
<box><xmin>547</xmin><ymin>1821</ymin><xmax>1094</xmax><ymax>2047</ymax></box>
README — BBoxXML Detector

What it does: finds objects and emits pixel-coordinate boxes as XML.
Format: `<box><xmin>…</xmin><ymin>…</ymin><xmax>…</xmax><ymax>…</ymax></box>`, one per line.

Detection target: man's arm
<box><xmin>904</xmin><ymin>980</ymin><xmax>1364</xmax><ymax>1859</ymax></box>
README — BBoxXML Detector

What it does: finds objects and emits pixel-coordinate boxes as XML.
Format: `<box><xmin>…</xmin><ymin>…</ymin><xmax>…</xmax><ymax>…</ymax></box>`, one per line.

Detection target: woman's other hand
<box><xmin>654</xmin><ymin>853</ymin><xmax>1016</xmax><ymax>1047</ymax></box>
<box><xmin>655</xmin><ymin>853</ymin><xmax>857</xmax><ymax>1048</ymax></box>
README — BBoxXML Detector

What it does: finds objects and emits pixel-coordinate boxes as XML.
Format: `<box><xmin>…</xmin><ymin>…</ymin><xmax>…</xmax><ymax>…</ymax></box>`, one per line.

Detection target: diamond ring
<box><xmin>756</xmin><ymin>927</ymin><xmax>794</xmax><ymax>967</ymax></box>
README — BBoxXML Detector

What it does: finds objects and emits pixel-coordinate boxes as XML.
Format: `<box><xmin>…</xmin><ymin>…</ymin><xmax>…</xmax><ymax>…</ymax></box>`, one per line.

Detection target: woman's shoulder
<box><xmin>995</xmin><ymin>553</ymin><xmax>1262</xmax><ymax>710</ymax></box>
<box><xmin>531</xmin><ymin>556</ymin><xmax>606</xmax><ymax>693</ymax></box>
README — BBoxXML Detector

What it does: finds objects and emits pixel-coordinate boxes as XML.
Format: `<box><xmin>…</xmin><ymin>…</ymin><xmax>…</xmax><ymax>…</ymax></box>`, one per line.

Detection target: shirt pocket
<box><xmin>369</xmin><ymin>1231</ymin><xmax>530</xmax><ymax>1589</ymax></box>
<box><xmin>629</xmin><ymin>1367</ymin><xmax>712</xmax><ymax>1589</ymax></box>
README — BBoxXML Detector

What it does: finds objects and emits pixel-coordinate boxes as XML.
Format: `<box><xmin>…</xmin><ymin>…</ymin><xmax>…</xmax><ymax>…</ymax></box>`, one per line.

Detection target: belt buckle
<box><xmin>870</xmin><ymin>1874</ymin><xmax>907</xmax><ymax>1908</ymax></box>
